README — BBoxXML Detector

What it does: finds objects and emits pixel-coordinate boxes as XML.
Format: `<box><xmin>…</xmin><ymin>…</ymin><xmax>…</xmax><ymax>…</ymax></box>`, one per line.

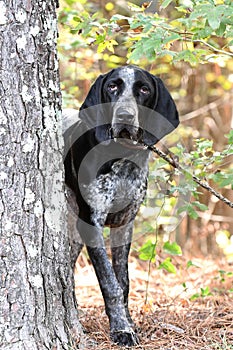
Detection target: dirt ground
<box><xmin>74</xmin><ymin>251</ymin><xmax>233</xmax><ymax>349</ymax></box>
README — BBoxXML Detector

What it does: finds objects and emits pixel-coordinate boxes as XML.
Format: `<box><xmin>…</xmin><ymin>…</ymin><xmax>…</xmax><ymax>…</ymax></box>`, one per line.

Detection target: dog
<box><xmin>63</xmin><ymin>65</ymin><xmax>179</xmax><ymax>346</ymax></box>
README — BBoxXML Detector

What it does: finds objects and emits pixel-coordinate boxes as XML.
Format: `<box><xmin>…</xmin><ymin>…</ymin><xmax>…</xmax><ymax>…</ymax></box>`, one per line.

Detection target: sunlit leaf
<box><xmin>210</xmin><ymin>171</ymin><xmax>233</xmax><ymax>188</ymax></box>
<box><xmin>106</xmin><ymin>39</ymin><xmax>118</xmax><ymax>53</ymax></box>
<box><xmin>192</xmin><ymin>201</ymin><xmax>208</xmax><ymax>212</ymax></box>
<box><xmin>200</xmin><ymin>286</ymin><xmax>212</xmax><ymax>297</ymax></box>
<box><xmin>97</xmin><ymin>41</ymin><xmax>107</xmax><ymax>53</ymax></box>
<box><xmin>159</xmin><ymin>258</ymin><xmax>176</xmax><ymax>274</ymax></box>
<box><xmin>190</xmin><ymin>293</ymin><xmax>200</xmax><ymax>301</ymax></box>
<box><xmin>161</xmin><ymin>0</ymin><xmax>173</xmax><ymax>9</ymax></box>
<box><xmin>139</xmin><ymin>240</ymin><xmax>156</xmax><ymax>262</ymax></box>
<box><xmin>127</xmin><ymin>1</ymin><xmax>145</xmax><ymax>12</ymax></box>
<box><xmin>207</xmin><ymin>10</ymin><xmax>220</xmax><ymax>30</ymax></box>
<box><xmin>187</xmin><ymin>260</ymin><xmax>201</xmax><ymax>269</ymax></box>
<box><xmin>177</xmin><ymin>204</ymin><xmax>199</xmax><ymax>219</ymax></box>
<box><xmin>163</xmin><ymin>241</ymin><xmax>182</xmax><ymax>256</ymax></box>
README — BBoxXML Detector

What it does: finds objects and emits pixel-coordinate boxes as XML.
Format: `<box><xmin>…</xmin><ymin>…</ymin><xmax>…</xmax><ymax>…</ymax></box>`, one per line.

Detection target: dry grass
<box><xmin>75</xmin><ymin>252</ymin><xmax>233</xmax><ymax>349</ymax></box>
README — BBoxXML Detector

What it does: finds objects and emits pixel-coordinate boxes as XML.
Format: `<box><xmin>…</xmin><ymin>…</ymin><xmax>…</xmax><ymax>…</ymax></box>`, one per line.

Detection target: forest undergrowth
<box><xmin>75</xmin><ymin>251</ymin><xmax>233</xmax><ymax>349</ymax></box>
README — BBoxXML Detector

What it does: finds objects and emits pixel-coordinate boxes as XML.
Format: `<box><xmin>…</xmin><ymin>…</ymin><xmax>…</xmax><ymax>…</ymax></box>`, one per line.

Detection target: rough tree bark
<box><xmin>0</xmin><ymin>1</ymin><xmax>82</xmax><ymax>349</ymax></box>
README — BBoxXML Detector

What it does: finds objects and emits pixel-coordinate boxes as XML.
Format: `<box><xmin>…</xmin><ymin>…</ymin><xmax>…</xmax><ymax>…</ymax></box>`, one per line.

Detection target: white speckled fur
<box><xmin>63</xmin><ymin>65</ymin><xmax>179</xmax><ymax>346</ymax></box>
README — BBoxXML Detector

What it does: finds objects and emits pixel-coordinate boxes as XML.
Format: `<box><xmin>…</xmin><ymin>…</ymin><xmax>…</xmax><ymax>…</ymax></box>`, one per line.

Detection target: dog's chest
<box><xmin>84</xmin><ymin>159</ymin><xmax>148</xmax><ymax>227</ymax></box>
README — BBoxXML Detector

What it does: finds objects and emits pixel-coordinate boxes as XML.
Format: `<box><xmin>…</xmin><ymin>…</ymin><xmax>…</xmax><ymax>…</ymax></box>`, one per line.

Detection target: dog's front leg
<box><xmin>86</xmin><ymin>244</ymin><xmax>139</xmax><ymax>346</ymax></box>
<box><xmin>110</xmin><ymin>223</ymin><xmax>135</xmax><ymax>328</ymax></box>
<box><xmin>77</xmin><ymin>211</ymin><xmax>138</xmax><ymax>346</ymax></box>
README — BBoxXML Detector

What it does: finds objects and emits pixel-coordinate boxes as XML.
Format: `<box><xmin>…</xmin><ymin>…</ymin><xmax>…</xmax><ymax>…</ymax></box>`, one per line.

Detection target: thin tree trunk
<box><xmin>0</xmin><ymin>1</ymin><xmax>82</xmax><ymax>349</ymax></box>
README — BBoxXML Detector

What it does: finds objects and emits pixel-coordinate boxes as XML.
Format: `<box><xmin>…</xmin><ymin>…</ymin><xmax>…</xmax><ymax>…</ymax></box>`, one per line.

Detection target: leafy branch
<box><xmin>59</xmin><ymin>0</ymin><xmax>233</xmax><ymax>64</ymax></box>
<box><xmin>187</xmin><ymin>39</ymin><xmax>233</xmax><ymax>58</ymax></box>
<box><xmin>112</xmin><ymin>0</ymin><xmax>233</xmax><ymax>63</ymax></box>
<box><xmin>147</xmin><ymin>141</ymin><xmax>233</xmax><ymax>209</ymax></box>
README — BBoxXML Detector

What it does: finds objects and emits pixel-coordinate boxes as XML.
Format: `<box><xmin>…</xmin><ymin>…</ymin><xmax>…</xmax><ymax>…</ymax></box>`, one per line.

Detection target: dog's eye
<box><xmin>108</xmin><ymin>84</ymin><xmax>118</xmax><ymax>92</ymax></box>
<box><xmin>140</xmin><ymin>86</ymin><xmax>150</xmax><ymax>95</ymax></box>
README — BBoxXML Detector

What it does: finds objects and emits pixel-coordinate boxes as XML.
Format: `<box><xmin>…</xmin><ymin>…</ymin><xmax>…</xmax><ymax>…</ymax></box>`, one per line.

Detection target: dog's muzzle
<box><xmin>112</xmin><ymin>123</ymin><xmax>138</xmax><ymax>140</ymax></box>
<box><xmin>112</xmin><ymin>106</ymin><xmax>139</xmax><ymax>140</ymax></box>
<box><xmin>110</xmin><ymin>103</ymin><xmax>147</xmax><ymax>149</ymax></box>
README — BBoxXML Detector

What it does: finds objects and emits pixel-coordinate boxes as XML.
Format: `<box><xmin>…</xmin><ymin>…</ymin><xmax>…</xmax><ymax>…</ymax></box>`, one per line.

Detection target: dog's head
<box><xmin>79</xmin><ymin>65</ymin><xmax>179</xmax><ymax>147</ymax></box>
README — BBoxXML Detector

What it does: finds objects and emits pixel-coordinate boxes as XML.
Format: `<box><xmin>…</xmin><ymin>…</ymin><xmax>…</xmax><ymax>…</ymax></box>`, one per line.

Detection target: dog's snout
<box><xmin>117</xmin><ymin>113</ymin><xmax>134</xmax><ymax>122</ymax></box>
<box><xmin>112</xmin><ymin>105</ymin><xmax>139</xmax><ymax>141</ymax></box>
<box><xmin>116</xmin><ymin>108</ymin><xmax>135</xmax><ymax>121</ymax></box>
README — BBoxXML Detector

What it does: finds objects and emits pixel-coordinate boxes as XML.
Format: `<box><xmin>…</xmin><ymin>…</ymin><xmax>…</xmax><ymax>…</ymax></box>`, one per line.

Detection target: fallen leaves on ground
<box><xmin>75</xmin><ymin>252</ymin><xmax>233</xmax><ymax>349</ymax></box>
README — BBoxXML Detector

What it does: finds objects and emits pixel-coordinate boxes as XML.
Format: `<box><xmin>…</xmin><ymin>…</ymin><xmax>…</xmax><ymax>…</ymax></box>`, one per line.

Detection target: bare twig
<box><xmin>192</xmin><ymin>39</ymin><xmax>233</xmax><ymax>58</ymax></box>
<box><xmin>148</xmin><ymin>145</ymin><xmax>233</xmax><ymax>209</ymax></box>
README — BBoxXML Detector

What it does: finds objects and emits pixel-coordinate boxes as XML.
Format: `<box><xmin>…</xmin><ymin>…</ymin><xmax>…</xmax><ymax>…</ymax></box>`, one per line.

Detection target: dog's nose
<box><xmin>116</xmin><ymin>108</ymin><xmax>134</xmax><ymax>121</ymax></box>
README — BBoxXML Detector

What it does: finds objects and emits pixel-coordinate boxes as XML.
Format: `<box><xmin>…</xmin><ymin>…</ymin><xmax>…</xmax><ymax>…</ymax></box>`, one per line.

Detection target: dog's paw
<box><xmin>110</xmin><ymin>329</ymin><xmax>139</xmax><ymax>347</ymax></box>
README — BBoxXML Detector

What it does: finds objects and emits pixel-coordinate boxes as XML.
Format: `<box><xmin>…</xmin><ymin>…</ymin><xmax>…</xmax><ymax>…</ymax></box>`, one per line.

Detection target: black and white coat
<box><xmin>63</xmin><ymin>65</ymin><xmax>179</xmax><ymax>346</ymax></box>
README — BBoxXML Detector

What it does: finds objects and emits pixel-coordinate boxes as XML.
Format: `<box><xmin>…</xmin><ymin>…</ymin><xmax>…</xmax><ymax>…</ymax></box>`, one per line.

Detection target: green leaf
<box><xmin>159</xmin><ymin>257</ymin><xmax>176</xmax><ymax>274</ymax></box>
<box><xmin>207</xmin><ymin>9</ymin><xmax>220</xmax><ymax>30</ymax></box>
<box><xmin>187</xmin><ymin>260</ymin><xmax>201</xmax><ymax>269</ymax></box>
<box><xmin>191</xmin><ymin>286</ymin><xmax>212</xmax><ymax>300</ymax></box>
<box><xmin>210</xmin><ymin>171</ymin><xmax>233</xmax><ymax>188</ymax></box>
<box><xmin>215</xmin><ymin>22</ymin><xmax>226</xmax><ymax>36</ymax></box>
<box><xmin>200</xmin><ymin>286</ymin><xmax>212</xmax><ymax>297</ymax></box>
<box><xmin>190</xmin><ymin>4</ymin><xmax>211</xmax><ymax>21</ymax></box>
<box><xmin>177</xmin><ymin>204</ymin><xmax>199</xmax><ymax>220</ymax></box>
<box><xmin>163</xmin><ymin>241</ymin><xmax>182</xmax><ymax>256</ymax></box>
<box><xmin>128</xmin><ymin>41</ymin><xmax>144</xmax><ymax>62</ymax></box>
<box><xmin>127</xmin><ymin>1</ymin><xmax>144</xmax><ymax>12</ymax></box>
<box><xmin>95</xmin><ymin>34</ymin><xmax>106</xmax><ymax>44</ymax></box>
<box><xmin>195</xmin><ymin>138</ymin><xmax>213</xmax><ymax>152</ymax></box>
<box><xmin>139</xmin><ymin>240</ymin><xmax>156</xmax><ymax>262</ymax></box>
<box><xmin>178</xmin><ymin>200</ymin><xmax>208</xmax><ymax>219</ymax></box>
<box><xmin>163</xmin><ymin>32</ymin><xmax>181</xmax><ymax>45</ymax></box>
<box><xmin>161</xmin><ymin>0</ymin><xmax>173</xmax><ymax>9</ymax></box>
<box><xmin>194</xmin><ymin>27</ymin><xmax>213</xmax><ymax>40</ymax></box>
<box><xmin>190</xmin><ymin>293</ymin><xmax>200</xmax><ymax>301</ymax></box>
<box><xmin>225</xmin><ymin>130</ymin><xmax>233</xmax><ymax>144</ymax></box>
<box><xmin>173</xmin><ymin>50</ymin><xmax>199</xmax><ymax>65</ymax></box>
<box><xmin>73</xmin><ymin>16</ymin><xmax>82</xmax><ymax>23</ymax></box>
<box><xmin>192</xmin><ymin>201</ymin><xmax>208</xmax><ymax>212</ymax></box>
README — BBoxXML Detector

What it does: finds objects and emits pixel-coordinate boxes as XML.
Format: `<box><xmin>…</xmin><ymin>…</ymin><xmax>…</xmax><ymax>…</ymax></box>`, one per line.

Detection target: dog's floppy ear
<box><xmin>79</xmin><ymin>72</ymin><xmax>112</xmax><ymax>143</ymax></box>
<box><xmin>154</xmin><ymin>77</ymin><xmax>179</xmax><ymax>129</ymax></box>
<box><xmin>142</xmin><ymin>75</ymin><xmax>179</xmax><ymax>146</ymax></box>
<box><xmin>80</xmin><ymin>74</ymin><xmax>106</xmax><ymax>110</ymax></box>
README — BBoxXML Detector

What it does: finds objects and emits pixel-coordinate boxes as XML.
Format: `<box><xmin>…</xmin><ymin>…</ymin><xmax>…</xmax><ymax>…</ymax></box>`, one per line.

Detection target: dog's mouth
<box><xmin>111</xmin><ymin>124</ymin><xmax>146</xmax><ymax>149</ymax></box>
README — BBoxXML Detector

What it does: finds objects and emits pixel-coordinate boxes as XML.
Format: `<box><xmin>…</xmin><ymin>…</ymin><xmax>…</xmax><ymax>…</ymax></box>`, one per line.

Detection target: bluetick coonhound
<box><xmin>63</xmin><ymin>65</ymin><xmax>179</xmax><ymax>346</ymax></box>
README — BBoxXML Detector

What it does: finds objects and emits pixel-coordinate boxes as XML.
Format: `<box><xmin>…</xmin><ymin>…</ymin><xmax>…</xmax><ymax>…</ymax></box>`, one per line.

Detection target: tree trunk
<box><xmin>0</xmin><ymin>1</ymin><xmax>82</xmax><ymax>349</ymax></box>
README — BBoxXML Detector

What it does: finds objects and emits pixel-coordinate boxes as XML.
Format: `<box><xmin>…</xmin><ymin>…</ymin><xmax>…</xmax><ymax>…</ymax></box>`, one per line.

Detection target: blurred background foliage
<box><xmin>58</xmin><ymin>0</ymin><xmax>233</xmax><ymax>262</ymax></box>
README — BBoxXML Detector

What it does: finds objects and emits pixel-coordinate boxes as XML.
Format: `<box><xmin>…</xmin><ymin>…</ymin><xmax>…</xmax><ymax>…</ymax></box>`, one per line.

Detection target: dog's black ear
<box><xmin>154</xmin><ymin>77</ymin><xmax>179</xmax><ymax>129</ymax></box>
<box><xmin>142</xmin><ymin>76</ymin><xmax>179</xmax><ymax>146</ymax></box>
<box><xmin>79</xmin><ymin>73</ymin><xmax>112</xmax><ymax>143</ymax></box>
<box><xmin>80</xmin><ymin>74</ymin><xmax>106</xmax><ymax>110</ymax></box>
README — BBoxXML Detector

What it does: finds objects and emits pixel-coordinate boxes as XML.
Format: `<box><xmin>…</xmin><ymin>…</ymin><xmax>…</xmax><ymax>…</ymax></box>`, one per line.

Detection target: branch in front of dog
<box><xmin>147</xmin><ymin>145</ymin><xmax>233</xmax><ymax>209</ymax></box>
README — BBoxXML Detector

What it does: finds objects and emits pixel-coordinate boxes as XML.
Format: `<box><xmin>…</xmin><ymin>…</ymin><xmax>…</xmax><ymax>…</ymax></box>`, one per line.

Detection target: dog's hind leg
<box><xmin>67</xmin><ymin>210</ymin><xmax>83</xmax><ymax>268</ymax></box>
<box><xmin>65</xmin><ymin>186</ymin><xmax>84</xmax><ymax>268</ymax></box>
